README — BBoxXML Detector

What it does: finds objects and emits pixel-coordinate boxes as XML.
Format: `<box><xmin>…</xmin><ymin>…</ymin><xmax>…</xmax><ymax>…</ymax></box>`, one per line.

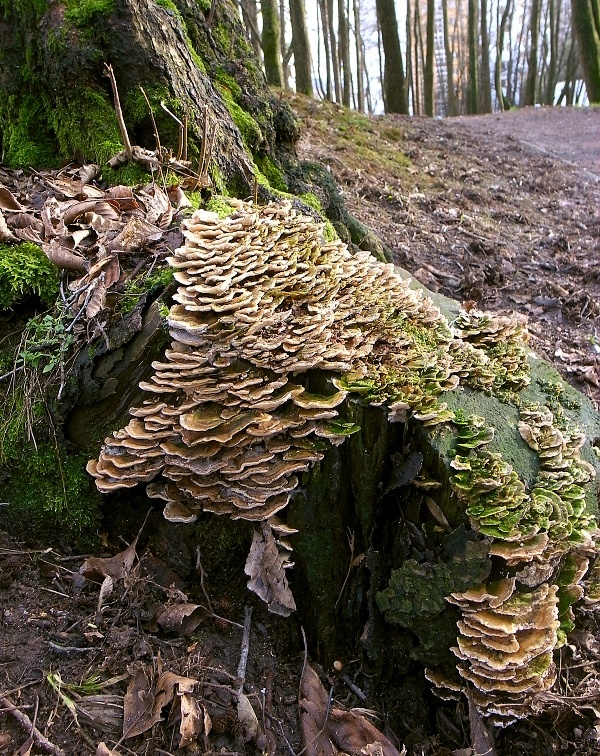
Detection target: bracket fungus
<box><xmin>88</xmin><ymin>199</ymin><xmax>600</xmax><ymax>720</ymax></box>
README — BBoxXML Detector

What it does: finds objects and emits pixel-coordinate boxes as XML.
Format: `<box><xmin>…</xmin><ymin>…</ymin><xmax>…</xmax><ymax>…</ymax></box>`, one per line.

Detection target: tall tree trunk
<box><xmin>524</xmin><ymin>0</ymin><xmax>541</xmax><ymax>105</ymax></box>
<box><xmin>289</xmin><ymin>0</ymin><xmax>313</xmax><ymax>95</ymax></box>
<box><xmin>338</xmin><ymin>0</ymin><xmax>351</xmax><ymax>107</ymax></box>
<box><xmin>280</xmin><ymin>0</ymin><xmax>291</xmax><ymax>88</ymax></box>
<box><xmin>375</xmin><ymin>0</ymin><xmax>408</xmax><ymax>114</ymax></box>
<box><xmin>480</xmin><ymin>0</ymin><xmax>492</xmax><ymax>111</ymax></box>
<box><xmin>424</xmin><ymin>0</ymin><xmax>435</xmax><ymax>116</ymax></box>
<box><xmin>353</xmin><ymin>0</ymin><xmax>365</xmax><ymax>112</ymax></box>
<box><xmin>319</xmin><ymin>0</ymin><xmax>333</xmax><ymax>100</ymax></box>
<box><xmin>571</xmin><ymin>0</ymin><xmax>600</xmax><ymax>102</ymax></box>
<box><xmin>262</xmin><ymin>0</ymin><xmax>283</xmax><ymax>86</ymax></box>
<box><xmin>442</xmin><ymin>0</ymin><xmax>457</xmax><ymax>115</ymax></box>
<box><xmin>495</xmin><ymin>0</ymin><xmax>513</xmax><ymax>109</ymax></box>
<box><xmin>544</xmin><ymin>0</ymin><xmax>558</xmax><ymax>105</ymax></box>
<box><xmin>414</xmin><ymin>0</ymin><xmax>424</xmax><ymax>115</ymax></box>
<box><xmin>467</xmin><ymin>0</ymin><xmax>479</xmax><ymax>113</ymax></box>
<box><xmin>407</xmin><ymin>0</ymin><xmax>416</xmax><ymax>113</ymax></box>
<box><xmin>328</xmin><ymin>0</ymin><xmax>342</xmax><ymax>102</ymax></box>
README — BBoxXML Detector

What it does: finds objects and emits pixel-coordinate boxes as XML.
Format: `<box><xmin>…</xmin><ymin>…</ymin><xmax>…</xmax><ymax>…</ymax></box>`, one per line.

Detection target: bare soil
<box><xmin>2</xmin><ymin>103</ymin><xmax>600</xmax><ymax>756</ymax></box>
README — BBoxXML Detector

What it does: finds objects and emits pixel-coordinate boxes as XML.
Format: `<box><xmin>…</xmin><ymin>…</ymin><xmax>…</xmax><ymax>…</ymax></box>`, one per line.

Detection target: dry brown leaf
<box><xmin>108</xmin><ymin>216</ymin><xmax>163</xmax><ymax>253</ymax></box>
<box><xmin>0</xmin><ymin>209</ymin><xmax>17</xmax><ymax>241</ymax></box>
<box><xmin>97</xmin><ymin>575</ymin><xmax>114</xmax><ymax>614</ymax></box>
<box><xmin>0</xmin><ymin>184</ymin><xmax>25</xmax><ymax>211</ymax></box>
<box><xmin>41</xmin><ymin>197</ymin><xmax>67</xmax><ymax>238</ymax></box>
<box><xmin>300</xmin><ymin>663</ymin><xmax>403</xmax><ymax>756</ymax></box>
<box><xmin>136</xmin><ymin>185</ymin><xmax>172</xmax><ymax>229</ymax></box>
<box><xmin>43</xmin><ymin>240</ymin><xmax>87</xmax><ymax>272</ymax></box>
<box><xmin>467</xmin><ymin>690</ymin><xmax>497</xmax><ymax>756</ymax></box>
<box><xmin>123</xmin><ymin>669</ymin><xmax>200</xmax><ymax>741</ymax></box>
<box><xmin>155</xmin><ymin>602</ymin><xmax>209</xmax><ymax>635</ymax></box>
<box><xmin>6</xmin><ymin>212</ymin><xmax>43</xmax><ymax>232</ymax></box>
<box><xmin>237</xmin><ymin>692</ymin><xmax>259</xmax><ymax>743</ymax></box>
<box><xmin>80</xmin><ymin>537</ymin><xmax>138</xmax><ymax>581</ymax></box>
<box><xmin>245</xmin><ymin>523</ymin><xmax>296</xmax><ymax>616</ymax></box>
<box><xmin>168</xmin><ymin>185</ymin><xmax>192</xmax><ymax>209</ymax></box>
<box><xmin>15</xmin><ymin>226</ymin><xmax>44</xmax><ymax>244</ymax></box>
<box><xmin>62</xmin><ymin>200</ymin><xmax>98</xmax><ymax>225</ymax></box>
<box><xmin>179</xmin><ymin>693</ymin><xmax>204</xmax><ymax>747</ymax></box>
<box><xmin>44</xmin><ymin>177</ymin><xmax>86</xmax><ymax>199</ymax></box>
<box><xmin>78</xmin><ymin>164</ymin><xmax>100</xmax><ymax>185</ymax></box>
<box><xmin>96</xmin><ymin>743</ymin><xmax>119</xmax><ymax>756</ymax></box>
<box><xmin>86</xmin><ymin>281</ymin><xmax>107</xmax><ymax>318</ymax></box>
<box><xmin>123</xmin><ymin>665</ymin><xmax>155</xmax><ymax>739</ymax></box>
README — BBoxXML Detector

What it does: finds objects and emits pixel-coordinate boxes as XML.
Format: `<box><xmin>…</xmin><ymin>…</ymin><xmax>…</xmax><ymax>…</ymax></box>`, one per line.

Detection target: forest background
<box><xmin>242</xmin><ymin>0</ymin><xmax>600</xmax><ymax>116</ymax></box>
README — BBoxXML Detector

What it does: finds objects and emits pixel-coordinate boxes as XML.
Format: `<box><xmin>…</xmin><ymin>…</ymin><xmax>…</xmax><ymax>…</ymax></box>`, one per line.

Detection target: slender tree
<box><xmin>480</xmin><ymin>0</ymin><xmax>492</xmax><ymax>111</ymax></box>
<box><xmin>338</xmin><ymin>0</ymin><xmax>351</xmax><ymax>106</ymax></box>
<box><xmin>289</xmin><ymin>0</ymin><xmax>313</xmax><ymax>95</ymax></box>
<box><xmin>441</xmin><ymin>0</ymin><xmax>457</xmax><ymax>115</ymax></box>
<box><xmin>240</xmin><ymin>0</ymin><xmax>263</xmax><ymax>60</ymax></box>
<box><xmin>424</xmin><ymin>0</ymin><xmax>435</xmax><ymax>115</ymax></box>
<box><xmin>319</xmin><ymin>0</ymin><xmax>333</xmax><ymax>99</ymax></box>
<box><xmin>353</xmin><ymin>0</ymin><xmax>365</xmax><ymax>112</ymax></box>
<box><xmin>523</xmin><ymin>0</ymin><xmax>541</xmax><ymax>105</ymax></box>
<box><xmin>495</xmin><ymin>0</ymin><xmax>513</xmax><ymax>109</ymax></box>
<box><xmin>375</xmin><ymin>0</ymin><xmax>408</xmax><ymax>113</ymax></box>
<box><xmin>571</xmin><ymin>0</ymin><xmax>600</xmax><ymax>102</ymax></box>
<box><xmin>262</xmin><ymin>0</ymin><xmax>283</xmax><ymax>86</ymax></box>
<box><xmin>467</xmin><ymin>0</ymin><xmax>479</xmax><ymax>113</ymax></box>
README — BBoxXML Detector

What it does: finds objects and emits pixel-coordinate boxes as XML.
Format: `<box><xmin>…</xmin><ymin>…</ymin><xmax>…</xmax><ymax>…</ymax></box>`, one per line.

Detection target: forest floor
<box><xmin>1</xmin><ymin>102</ymin><xmax>600</xmax><ymax>756</ymax></box>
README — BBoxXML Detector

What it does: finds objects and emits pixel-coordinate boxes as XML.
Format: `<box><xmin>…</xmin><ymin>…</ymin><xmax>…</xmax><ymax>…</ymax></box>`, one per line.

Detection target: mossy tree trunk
<box><xmin>571</xmin><ymin>0</ymin><xmax>600</xmax><ymax>103</ymax></box>
<box><xmin>0</xmin><ymin>0</ymin><xmax>298</xmax><ymax>191</ymax></box>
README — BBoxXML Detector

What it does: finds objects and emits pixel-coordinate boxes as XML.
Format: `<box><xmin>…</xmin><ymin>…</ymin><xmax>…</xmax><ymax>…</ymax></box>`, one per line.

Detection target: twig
<box><xmin>253</xmin><ymin>176</ymin><xmax>258</xmax><ymax>205</ymax></box>
<box><xmin>236</xmin><ymin>605</ymin><xmax>253</xmax><ymax>694</ymax></box>
<box><xmin>339</xmin><ymin>673</ymin><xmax>367</xmax><ymax>702</ymax></box>
<box><xmin>199</xmin><ymin>105</ymin><xmax>209</xmax><ymax>177</ymax></box>
<box><xmin>140</xmin><ymin>86</ymin><xmax>162</xmax><ymax>155</ymax></box>
<box><xmin>207</xmin><ymin>0</ymin><xmax>217</xmax><ymax>26</ymax></box>
<box><xmin>48</xmin><ymin>642</ymin><xmax>98</xmax><ymax>654</ymax></box>
<box><xmin>0</xmin><ymin>695</ymin><xmax>65</xmax><ymax>756</ymax></box>
<box><xmin>334</xmin><ymin>530</ymin><xmax>355</xmax><ymax>611</ymax></box>
<box><xmin>105</xmin><ymin>63</ymin><xmax>132</xmax><ymax>161</ymax></box>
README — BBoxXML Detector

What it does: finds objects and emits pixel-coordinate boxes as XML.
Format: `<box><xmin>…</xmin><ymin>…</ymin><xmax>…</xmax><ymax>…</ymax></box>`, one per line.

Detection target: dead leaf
<box><xmin>108</xmin><ymin>216</ymin><xmax>163</xmax><ymax>253</ymax></box>
<box><xmin>245</xmin><ymin>523</ymin><xmax>296</xmax><ymax>616</ymax></box>
<box><xmin>0</xmin><ymin>210</ymin><xmax>17</xmax><ymax>241</ymax></box>
<box><xmin>41</xmin><ymin>197</ymin><xmax>67</xmax><ymax>238</ymax></box>
<box><xmin>97</xmin><ymin>575</ymin><xmax>114</xmax><ymax>614</ymax></box>
<box><xmin>6</xmin><ymin>212</ymin><xmax>43</xmax><ymax>233</ymax></box>
<box><xmin>123</xmin><ymin>665</ymin><xmax>154</xmax><ymax>739</ymax></box>
<box><xmin>136</xmin><ymin>185</ymin><xmax>173</xmax><ymax>229</ymax></box>
<box><xmin>237</xmin><ymin>692</ymin><xmax>259</xmax><ymax>743</ymax></box>
<box><xmin>80</xmin><ymin>537</ymin><xmax>138</xmax><ymax>581</ymax></box>
<box><xmin>179</xmin><ymin>693</ymin><xmax>204</xmax><ymax>747</ymax></box>
<box><xmin>123</xmin><ymin>668</ymin><xmax>200</xmax><ymax>741</ymax></box>
<box><xmin>300</xmin><ymin>663</ymin><xmax>403</xmax><ymax>756</ymax></box>
<box><xmin>62</xmin><ymin>200</ymin><xmax>98</xmax><ymax>225</ymax></box>
<box><xmin>0</xmin><ymin>184</ymin><xmax>25</xmax><ymax>211</ymax></box>
<box><xmin>168</xmin><ymin>185</ymin><xmax>192</xmax><ymax>209</ymax></box>
<box><xmin>86</xmin><ymin>281</ymin><xmax>107</xmax><ymax>318</ymax></box>
<box><xmin>43</xmin><ymin>240</ymin><xmax>87</xmax><ymax>272</ymax></box>
<box><xmin>155</xmin><ymin>602</ymin><xmax>209</xmax><ymax>635</ymax></box>
<box><xmin>15</xmin><ymin>226</ymin><xmax>44</xmax><ymax>244</ymax></box>
<box><xmin>467</xmin><ymin>689</ymin><xmax>497</xmax><ymax>756</ymax></box>
<box><xmin>78</xmin><ymin>164</ymin><xmax>100</xmax><ymax>184</ymax></box>
<box><xmin>96</xmin><ymin>743</ymin><xmax>119</xmax><ymax>756</ymax></box>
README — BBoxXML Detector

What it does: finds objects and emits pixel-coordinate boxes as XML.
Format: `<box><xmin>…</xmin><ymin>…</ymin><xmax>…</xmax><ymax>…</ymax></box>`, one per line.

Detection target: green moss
<box><xmin>0</xmin><ymin>442</ymin><xmax>101</xmax><ymax>546</ymax></box>
<box><xmin>205</xmin><ymin>196</ymin><xmax>236</xmax><ymax>218</ymax></box>
<box><xmin>64</xmin><ymin>0</ymin><xmax>115</xmax><ymax>26</ymax></box>
<box><xmin>255</xmin><ymin>155</ymin><xmax>287</xmax><ymax>192</ymax></box>
<box><xmin>0</xmin><ymin>243</ymin><xmax>59</xmax><ymax>309</ymax></box>
<box><xmin>48</xmin><ymin>89</ymin><xmax>123</xmax><ymax>165</ymax></box>
<box><xmin>215</xmin><ymin>69</ymin><xmax>263</xmax><ymax>151</ymax></box>
<box><xmin>101</xmin><ymin>162</ymin><xmax>153</xmax><ymax>187</ymax></box>
<box><xmin>376</xmin><ymin>540</ymin><xmax>491</xmax><ymax>627</ymax></box>
<box><xmin>0</xmin><ymin>95</ymin><xmax>58</xmax><ymax>168</ymax></box>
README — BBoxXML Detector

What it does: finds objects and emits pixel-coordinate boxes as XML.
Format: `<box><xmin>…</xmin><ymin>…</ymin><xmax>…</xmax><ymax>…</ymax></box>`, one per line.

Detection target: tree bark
<box><xmin>479</xmin><ymin>0</ymin><xmax>492</xmax><ymax>111</ymax></box>
<box><xmin>424</xmin><ymin>0</ymin><xmax>435</xmax><ymax>116</ymax></box>
<box><xmin>262</xmin><ymin>0</ymin><xmax>284</xmax><ymax>86</ymax></box>
<box><xmin>375</xmin><ymin>0</ymin><xmax>408</xmax><ymax>114</ymax></box>
<box><xmin>523</xmin><ymin>0</ymin><xmax>542</xmax><ymax>105</ymax></box>
<box><xmin>467</xmin><ymin>0</ymin><xmax>480</xmax><ymax>113</ymax></box>
<box><xmin>571</xmin><ymin>0</ymin><xmax>600</xmax><ymax>103</ymax></box>
<box><xmin>289</xmin><ymin>0</ymin><xmax>313</xmax><ymax>95</ymax></box>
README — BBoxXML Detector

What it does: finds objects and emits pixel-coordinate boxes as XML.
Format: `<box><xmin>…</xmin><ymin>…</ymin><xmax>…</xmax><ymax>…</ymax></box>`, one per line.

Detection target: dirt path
<box><xmin>453</xmin><ymin>106</ymin><xmax>600</xmax><ymax>179</ymax></box>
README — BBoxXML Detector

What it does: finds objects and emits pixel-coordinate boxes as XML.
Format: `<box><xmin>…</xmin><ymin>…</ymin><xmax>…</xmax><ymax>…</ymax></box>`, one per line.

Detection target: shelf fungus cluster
<box><xmin>88</xmin><ymin>199</ymin><xmax>471</xmax><ymax>611</ymax></box>
<box><xmin>427</xmin><ymin>579</ymin><xmax>560</xmax><ymax>722</ymax></box>
<box><xmin>438</xmin><ymin>406</ymin><xmax>598</xmax><ymax>723</ymax></box>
